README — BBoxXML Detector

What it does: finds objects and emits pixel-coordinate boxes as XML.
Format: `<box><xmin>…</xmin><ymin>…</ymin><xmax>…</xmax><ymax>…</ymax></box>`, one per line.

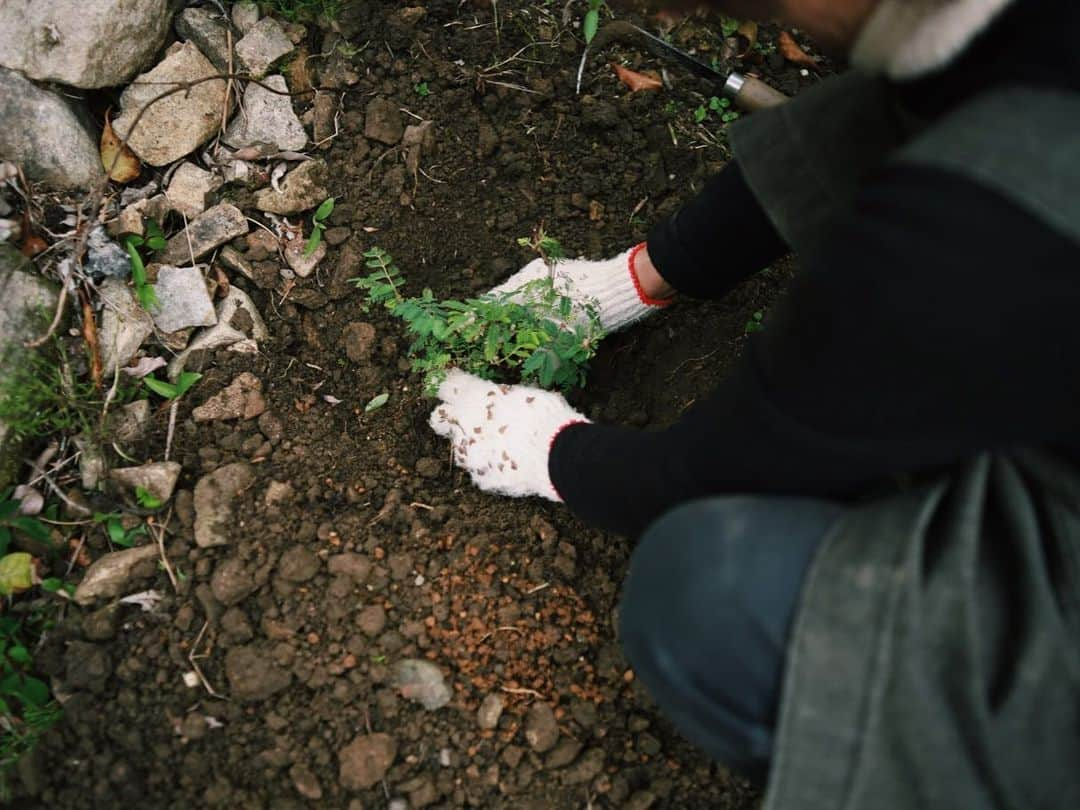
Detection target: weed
<box><xmin>414</xmin><ymin>81</ymin><xmax>430</xmax><ymax>98</ymax></box>
<box><xmin>365</xmin><ymin>393</ymin><xmax>390</xmax><ymax>412</ymax></box>
<box><xmin>264</xmin><ymin>0</ymin><xmax>343</xmax><ymax>22</ymax></box>
<box><xmin>720</xmin><ymin>15</ymin><xmax>740</xmax><ymax>38</ymax></box>
<box><xmin>694</xmin><ymin>95</ymin><xmax>740</xmax><ymax>127</ymax></box>
<box><xmin>122</xmin><ymin>219</ymin><xmax>166</xmax><ymax>310</ymax></box>
<box><xmin>92</xmin><ymin>512</ymin><xmax>147</xmax><ymax>549</ymax></box>
<box><xmin>143</xmin><ymin>371</ymin><xmax>201</xmax><ymax>401</ymax></box>
<box><xmin>583</xmin><ymin>0</ymin><xmax>603</xmax><ymax>44</ymax></box>
<box><xmin>516</xmin><ymin>225</ymin><xmax>565</xmax><ymax>270</ymax></box>
<box><xmin>304</xmin><ymin>197</ymin><xmax>335</xmax><ymax>257</ymax></box>
<box><xmin>134</xmin><ymin>486</ymin><xmax>162</xmax><ymax>510</ymax></box>
<box><xmin>350</xmin><ymin>247</ymin><xmax>604</xmax><ymax>393</ymax></box>
<box><xmin>0</xmin><ymin>339</ymin><xmax>114</xmax><ymax>444</ymax></box>
<box><xmin>745</xmin><ymin>310</ymin><xmax>764</xmax><ymax>334</ymax></box>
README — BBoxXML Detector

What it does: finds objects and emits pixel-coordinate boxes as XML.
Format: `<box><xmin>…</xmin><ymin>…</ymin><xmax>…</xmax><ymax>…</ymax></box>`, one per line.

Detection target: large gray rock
<box><xmin>0</xmin><ymin>68</ymin><xmax>103</xmax><ymax>190</ymax></box>
<box><xmin>194</xmin><ymin>462</ymin><xmax>255</xmax><ymax>548</ymax></box>
<box><xmin>0</xmin><ymin>0</ymin><xmax>172</xmax><ymax>89</ymax></box>
<box><xmin>224</xmin><ymin>75</ymin><xmax>307</xmax><ymax>152</ymax></box>
<box><xmin>73</xmin><ymin>544</ymin><xmax>158</xmax><ymax>606</ymax></box>
<box><xmin>234</xmin><ymin>17</ymin><xmax>294</xmax><ymax>78</ymax></box>
<box><xmin>174</xmin><ymin>7</ymin><xmax>231</xmax><ymax>72</ymax></box>
<box><xmin>158</xmin><ymin>203</ymin><xmax>248</xmax><ymax>265</ymax></box>
<box><xmin>113</xmin><ymin>42</ymin><xmax>229</xmax><ymax>166</ymax></box>
<box><xmin>165</xmin><ymin>162</ymin><xmax>222</xmax><ymax>219</ymax></box>
<box><xmin>150</xmin><ymin>265</ymin><xmax>217</xmax><ymax>333</ymax></box>
<box><xmin>167</xmin><ymin>286</ymin><xmax>268</xmax><ymax>379</ymax></box>
<box><xmin>109</xmin><ymin>461</ymin><xmax>182</xmax><ymax>503</ymax></box>
<box><xmin>0</xmin><ymin>247</ymin><xmax>59</xmax><ymax>488</ymax></box>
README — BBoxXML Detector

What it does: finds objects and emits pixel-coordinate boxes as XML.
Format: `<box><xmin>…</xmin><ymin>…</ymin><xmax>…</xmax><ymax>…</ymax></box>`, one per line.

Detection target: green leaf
<box><xmin>0</xmin><ymin>673</ymin><xmax>49</xmax><ymax>707</ymax></box>
<box><xmin>11</xmin><ymin>517</ymin><xmax>50</xmax><ymax>544</ymax></box>
<box><xmin>0</xmin><ymin>527</ymin><xmax>10</xmax><ymax>557</ymax></box>
<box><xmin>145</xmin><ymin>219</ymin><xmax>165</xmax><ymax>241</ymax></box>
<box><xmin>40</xmin><ymin>578</ymin><xmax>64</xmax><ymax>593</ymax></box>
<box><xmin>7</xmin><ymin>645</ymin><xmax>30</xmax><ymax>666</ymax></box>
<box><xmin>145</xmin><ymin>236</ymin><xmax>167</xmax><ymax>251</ymax></box>
<box><xmin>314</xmin><ymin>197</ymin><xmax>335</xmax><ymax>221</ymax></box>
<box><xmin>303</xmin><ymin>227</ymin><xmax>322</xmax><ymax>257</ymax></box>
<box><xmin>135</xmin><ymin>486</ymin><xmax>162</xmax><ymax>509</ymax></box>
<box><xmin>0</xmin><ymin>500</ymin><xmax>19</xmax><ymax>521</ymax></box>
<box><xmin>583</xmin><ymin>8</ymin><xmax>599</xmax><ymax>43</ymax></box>
<box><xmin>693</xmin><ymin>105</ymin><xmax>708</xmax><ymax>123</ymax></box>
<box><xmin>106</xmin><ymin>517</ymin><xmax>128</xmax><ymax>545</ymax></box>
<box><xmin>365</xmin><ymin>393</ymin><xmax>389</xmax><ymax>412</ymax></box>
<box><xmin>143</xmin><ymin>375</ymin><xmax>178</xmax><ymax>399</ymax></box>
<box><xmin>174</xmin><ymin>371</ymin><xmax>202</xmax><ymax>397</ymax></box>
<box><xmin>0</xmin><ymin>553</ymin><xmax>34</xmax><ymax>596</ymax></box>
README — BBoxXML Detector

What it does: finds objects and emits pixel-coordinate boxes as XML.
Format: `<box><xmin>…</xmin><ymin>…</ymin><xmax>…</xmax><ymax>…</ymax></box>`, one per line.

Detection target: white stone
<box><xmin>284</xmin><ymin>240</ymin><xmax>325</xmax><ymax>278</ymax></box>
<box><xmin>225</xmin><ymin>75</ymin><xmax>307</xmax><ymax>152</ymax></box>
<box><xmin>113</xmin><ymin>42</ymin><xmax>229</xmax><ymax>167</ymax></box>
<box><xmin>167</xmin><ymin>286</ymin><xmax>267</xmax><ymax>379</ymax></box>
<box><xmin>98</xmin><ymin>278</ymin><xmax>155</xmax><ymax>376</ymax></box>
<box><xmin>253</xmin><ymin>159</ymin><xmax>328</xmax><ymax>215</ymax></box>
<box><xmin>234</xmin><ymin>17</ymin><xmax>294</xmax><ymax>78</ymax></box>
<box><xmin>73</xmin><ymin>545</ymin><xmax>159</xmax><ymax>606</ymax></box>
<box><xmin>151</xmin><ymin>265</ymin><xmax>217</xmax><ymax>333</ymax></box>
<box><xmin>0</xmin><ymin>0</ymin><xmax>171</xmax><ymax>89</ymax></box>
<box><xmin>232</xmin><ymin>2</ymin><xmax>260</xmax><ymax>35</ymax></box>
<box><xmin>165</xmin><ymin>162</ymin><xmax>223</xmax><ymax>219</ymax></box>
<box><xmin>110</xmin><ymin>461</ymin><xmax>182</xmax><ymax>503</ymax></box>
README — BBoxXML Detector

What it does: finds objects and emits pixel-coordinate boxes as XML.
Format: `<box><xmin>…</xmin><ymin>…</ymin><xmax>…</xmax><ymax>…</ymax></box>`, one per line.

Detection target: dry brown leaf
<box><xmin>100</xmin><ymin>110</ymin><xmax>141</xmax><ymax>183</ymax></box>
<box><xmin>736</xmin><ymin>20</ymin><xmax>759</xmax><ymax>57</ymax></box>
<box><xmin>611</xmin><ymin>63</ymin><xmax>662</xmax><ymax>93</ymax></box>
<box><xmin>777</xmin><ymin>31</ymin><xmax>820</xmax><ymax>72</ymax></box>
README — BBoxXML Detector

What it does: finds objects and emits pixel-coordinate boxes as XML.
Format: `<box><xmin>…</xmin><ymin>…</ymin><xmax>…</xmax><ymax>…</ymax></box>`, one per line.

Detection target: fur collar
<box><xmin>851</xmin><ymin>0</ymin><xmax>1016</xmax><ymax>79</ymax></box>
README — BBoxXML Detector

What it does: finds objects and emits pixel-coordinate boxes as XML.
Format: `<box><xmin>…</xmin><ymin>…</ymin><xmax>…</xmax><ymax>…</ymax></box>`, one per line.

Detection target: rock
<box><xmin>211</xmin><ymin>558</ymin><xmax>255</xmax><ymax>606</ymax></box>
<box><xmin>150</xmin><ymin>265</ymin><xmax>217</xmax><ymax>333</ymax></box>
<box><xmin>342</xmin><ymin>322</ymin><xmax>377</xmax><ymax>362</ymax></box>
<box><xmin>225</xmin><ymin>644</ymin><xmax>293</xmax><ymax>701</ymax></box>
<box><xmin>313</xmin><ymin>93</ymin><xmax>337</xmax><ymax>149</ymax></box>
<box><xmin>257</xmin><ymin>411</ymin><xmax>284</xmax><ymax>443</ymax></box>
<box><xmin>225</xmin><ymin>75</ymin><xmax>307</xmax><ymax>152</ymax></box>
<box><xmin>328</xmin><ymin>553</ymin><xmax>371</xmax><ymax>584</ymax></box>
<box><xmin>0</xmin><ymin>68</ymin><xmax>103</xmax><ymax>190</ymax></box>
<box><xmin>159</xmin><ymin>203</ymin><xmax>248</xmax><ymax>264</ymax></box>
<box><xmin>76</xmin><ymin>435</ymin><xmax>107</xmax><ymax>492</ymax></box>
<box><xmin>192</xmin><ymin>372</ymin><xmax>266</xmax><ymax>422</ymax></box>
<box><xmin>544</xmin><ymin>738</ymin><xmax>583</xmax><ymax>769</ymax></box>
<box><xmin>0</xmin><ymin>247</ymin><xmax>59</xmax><ymax>487</ymax></box>
<box><xmin>524</xmin><ymin>702</ymin><xmax>559</xmax><ymax>753</ymax></box>
<box><xmin>109</xmin><ymin>461</ymin><xmax>182</xmax><ymax>503</ymax></box>
<box><xmin>165</xmin><ymin>162</ymin><xmax>222</xmax><ymax>219</ymax></box>
<box><xmin>234</xmin><ymin>17</ymin><xmax>294</xmax><ymax>78</ymax></box>
<box><xmin>253</xmin><ymin>159</ymin><xmax>329</xmax><ymax>215</ymax></box>
<box><xmin>98</xmin><ymin>278</ymin><xmax>155</xmax><ymax>376</ymax></box>
<box><xmin>364</xmin><ymin>97</ymin><xmax>403</xmax><ymax>145</ymax></box>
<box><xmin>277</xmin><ymin>547</ymin><xmax>319</xmax><ymax>582</ymax></box>
<box><xmin>290</xmin><ymin>763</ymin><xmax>323</xmax><ymax>801</ymax></box>
<box><xmin>113</xmin><ymin>42</ymin><xmax>229</xmax><ymax>167</ymax></box>
<box><xmin>217</xmin><ymin>246</ymin><xmax>255</xmax><ymax>281</ymax></box>
<box><xmin>174</xmin><ymin>7</ymin><xmax>231</xmax><ymax>71</ymax></box>
<box><xmin>221</xmin><ymin>605</ymin><xmax>253</xmax><ymax>642</ymax></box>
<box><xmin>193</xmin><ymin>462</ymin><xmax>255</xmax><ymax>547</ymax></box>
<box><xmin>111</xmin><ymin>195</ymin><xmax>171</xmax><ymax>239</ymax></box>
<box><xmin>477</xmin><ymin>693</ymin><xmax>505</xmax><ymax>730</ymax></box>
<box><xmin>109</xmin><ymin>400</ymin><xmax>151</xmax><ymax>445</ymax></box>
<box><xmin>624</xmin><ymin>790</ymin><xmax>658</xmax><ymax>810</ymax></box>
<box><xmin>0</xmin><ymin>0</ymin><xmax>171</xmax><ymax>88</ymax></box>
<box><xmin>392</xmin><ymin>659</ymin><xmax>452</xmax><ymax>710</ymax></box>
<box><xmin>232</xmin><ymin>1</ymin><xmax>260</xmax><ymax>35</ymax></box>
<box><xmin>85</xmin><ymin>227</ymin><xmax>131</xmax><ymax>279</ymax></box>
<box><xmin>324</xmin><ymin>226</ymin><xmax>351</xmax><ymax>246</ymax></box>
<box><xmin>357</xmin><ymin>605</ymin><xmax>386</xmax><ymax>637</ymax></box>
<box><xmin>83</xmin><ymin>603</ymin><xmax>121</xmax><ymax>641</ymax></box>
<box><xmin>561</xmin><ymin>747</ymin><xmax>605</xmax><ymax>785</ymax></box>
<box><xmin>339</xmin><ymin>734</ymin><xmax>397</xmax><ymax>791</ymax></box>
<box><xmin>283</xmin><ymin>239</ymin><xmax>325</xmax><ymax>278</ymax></box>
<box><xmin>167</xmin><ymin>287</ymin><xmax>268</xmax><ymax>379</ymax></box>
<box><xmin>73</xmin><ymin>545</ymin><xmax>158</xmax><ymax>606</ymax></box>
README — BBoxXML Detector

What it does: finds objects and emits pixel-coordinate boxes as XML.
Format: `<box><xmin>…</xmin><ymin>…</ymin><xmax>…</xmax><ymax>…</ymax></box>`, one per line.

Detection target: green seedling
<box><xmin>583</xmin><ymin>0</ymin><xmax>603</xmax><ymax>44</ymax></box>
<box><xmin>720</xmin><ymin>15</ymin><xmax>740</xmax><ymax>38</ymax></box>
<box><xmin>304</xmin><ymin>196</ymin><xmax>335</xmax><ymax>257</ymax></box>
<box><xmin>745</xmin><ymin>310</ymin><xmax>764</xmax><ymax>334</ymax></box>
<box><xmin>365</xmin><ymin>393</ymin><xmax>390</xmax><ymax>412</ymax></box>
<box><xmin>414</xmin><ymin>81</ymin><xmax>430</xmax><ymax>97</ymax></box>
<box><xmin>695</xmin><ymin>96</ymin><xmax>740</xmax><ymax>127</ymax></box>
<box><xmin>134</xmin><ymin>486</ymin><xmax>163</xmax><ymax>510</ymax></box>
<box><xmin>123</xmin><ymin>219</ymin><xmax>166</xmax><ymax>310</ymax></box>
<box><xmin>143</xmin><ymin>371</ymin><xmax>201</xmax><ymax>400</ymax></box>
<box><xmin>351</xmin><ymin>247</ymin><xmax>604</xmax><ymax>393</ymax></box>
<box><xmin>266</xmin><ymin>0</ymin><xmax>341</xmax><ymax>21</ymax></box>
<box><xmin>93</xmin><ymin>512</ymin><xmax>147</xmax><ymax>549</ymax></box>
<box><xmin>516</xmin><ymin>225</ymin><xmax>565</xmax><ymax>271</ymax></box>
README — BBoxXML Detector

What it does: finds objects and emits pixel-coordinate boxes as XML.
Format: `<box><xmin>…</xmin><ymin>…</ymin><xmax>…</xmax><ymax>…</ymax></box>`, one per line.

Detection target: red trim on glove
<box><xmin>627</xmin><ymin>242</ymin><xmax>673</xmax><ymax>308</ymax></box>
<box><xmin>548</xmin><ymin>419</ymin><xmax>587</xmax><ymax>502</ymax></box>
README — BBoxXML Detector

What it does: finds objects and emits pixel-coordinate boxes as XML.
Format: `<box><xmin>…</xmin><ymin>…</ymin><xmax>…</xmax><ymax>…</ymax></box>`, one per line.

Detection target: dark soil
<box><xmin>22</xmin><ymin>3</ymin><xmax>821</xmax><ymax>807</ymax></box>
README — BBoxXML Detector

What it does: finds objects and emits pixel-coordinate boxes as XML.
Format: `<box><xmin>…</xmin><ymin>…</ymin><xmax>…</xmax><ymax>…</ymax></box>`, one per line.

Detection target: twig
<box><xmin>525</xmin><ymin>582</ymin><xmax>550</xmax><ymax>595</ymax></box>
<box><xmin>151</xmin><ymin>508</ymin><xmax>179</xmax><ymax>592</ymax></box>
<box><xmin>189</xmin><ymin>621</ymin><xmax>227</xmax><ymax>699</ymax></box>
<box><xmin>500</xmin><ymin>686</ymin><xmax>545</xmax><ymax>699</ymax></box>
<box><xmin>65</xmin><ymin>535</ymin><xmax>87</xmax><ymax>577</ymax></box>
<box><xmin>24</xmin><ymin>279</ymin><xmax>68</xmax><ymax>349</ymax></box>
<box><xmin>27</xmin><ymin>447</ymin><xmax>91</xmax><ymax>516</ymax></box>
<box><xmin>164</xmin><ymin>399</ymin><xmax>179</xmax><ymax>462</ymax></box>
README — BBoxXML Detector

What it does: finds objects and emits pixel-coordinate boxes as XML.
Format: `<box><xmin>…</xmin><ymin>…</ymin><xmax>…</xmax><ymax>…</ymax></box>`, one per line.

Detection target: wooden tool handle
<box><xmin>726</xmin><ymin>73</ymin><xmax>788</xmax><ymax>113</ymax></box>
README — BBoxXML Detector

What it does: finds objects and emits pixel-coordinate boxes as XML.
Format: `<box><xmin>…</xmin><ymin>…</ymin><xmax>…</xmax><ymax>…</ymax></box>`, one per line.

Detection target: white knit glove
<box><xmin>428</xmin><ymin>370</ymin><xmax>588</xmax><ymax>502</ymax></box>
<box><xmin>488</xmin><ymin>243</ymin><xmax>670</xmax><ymax>334</ymax></box>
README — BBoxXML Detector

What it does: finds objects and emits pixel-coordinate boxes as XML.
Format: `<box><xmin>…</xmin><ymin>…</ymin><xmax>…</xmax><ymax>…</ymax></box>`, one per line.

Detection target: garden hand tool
<box><xmin>577</xmin><ymin>19</ymin><xmax>789</xmax><ymax>113</ymax></box>
<box><xmin>429</xmin><ymin>370</ymin><xmax>588</xmax><ymax>501</ymax></box>
<box><xmin>488</xmin><ymin>243</ymin><xmax>670</xmax><ymax>334</ymax></box>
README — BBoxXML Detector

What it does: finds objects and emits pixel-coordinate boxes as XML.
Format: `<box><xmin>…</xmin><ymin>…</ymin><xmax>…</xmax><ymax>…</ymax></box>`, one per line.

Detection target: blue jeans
<box><xmin>619</xmin><ymin>496</ymin><xmax>845</xmax><ymax>781</ymax></box>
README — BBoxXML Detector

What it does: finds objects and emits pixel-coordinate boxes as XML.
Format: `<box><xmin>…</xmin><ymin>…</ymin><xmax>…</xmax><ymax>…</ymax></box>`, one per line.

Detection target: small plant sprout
<box><xmin>516</xmin><ymin>225</ymin><xmax>565</xmax><ymax>274</ymax></box>
<box><xmin>414</xmin><ymin>81</ymin><xmax>430</xmax><ymax>97</ymax></box>
<box><xmin>583</xmin><ymin>0</ymin><xmax>603</xmax><ymax>44</ymax></box>
<box><xmin>745</xmin><ymin>310</ymin><xmax>765</xmax><ymax>334</ymax></box>
<box><xmin>351</xmin><ymin>247</ymin><xmax>604</xmax><ymax>393</ymax></box>
<box><xmin>720</xmin><ymin>15</ymin><xmax>741</xmax><ymax>38</ymax></box>
<box><xmin>365</xmin><ymin>392</ymin><xmax>390</xmax><ymax>412</ymax></box>
<box><xmin>123</xmin><ymin>219</ymin><xmax>166</xmax><ymax>310</ymax></box>
<box><xmin>93</xmin><ymin>512</ymin><xmax>147</xmax><ymax>549</ymax></box>
<box><xmin>134</xmin><ymin>486</ymin><xmax>162</xmax><ymax>510</ymax></box>
<box><xmin>142</xmin><ymin>371</ymin><xmax>202</xmax><ymax>401</ymax></box>
<box><xmin>304</xmin><ymin>196</ymin><xmax>335</xmax><ymax>256</ymax></box>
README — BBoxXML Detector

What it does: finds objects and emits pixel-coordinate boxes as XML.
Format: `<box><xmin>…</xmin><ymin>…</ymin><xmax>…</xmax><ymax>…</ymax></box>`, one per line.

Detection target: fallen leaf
<box><xmin>100</xmin><ymin>111</ymin><xmax>142</xmax><ymax>183</ymax></box>
<box><xmin>19</xmin><ymin>233</ymin><xmax>47</xmax><ymax>257</ymax></box>
<box><xmin>778</xmin><ymin>31</ymin><xmax>820</xmax><ymax>72</ymax></box>
<box><xmin>365</xmin><ymin>392</ymin><xmax>390</xmax><ymax>412</ymax></box>
<box><xmin>736</xmin><ymin>20</ymin><xmax>759</xmax><ymax>57</ymax></box>
<box><xmin>121</xmin><ymin>356</ymin><xmax>168</xmax><ymax>378</ymax></box>
<box><xmin>611</xmin><ymin>63</ymin><xmax>663</xmax><ymax>93</ymax></box>
<box><xmin>0</xmin><ymin>553</ymin><xmax>35</xmax><ymax>596</ymax></box>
